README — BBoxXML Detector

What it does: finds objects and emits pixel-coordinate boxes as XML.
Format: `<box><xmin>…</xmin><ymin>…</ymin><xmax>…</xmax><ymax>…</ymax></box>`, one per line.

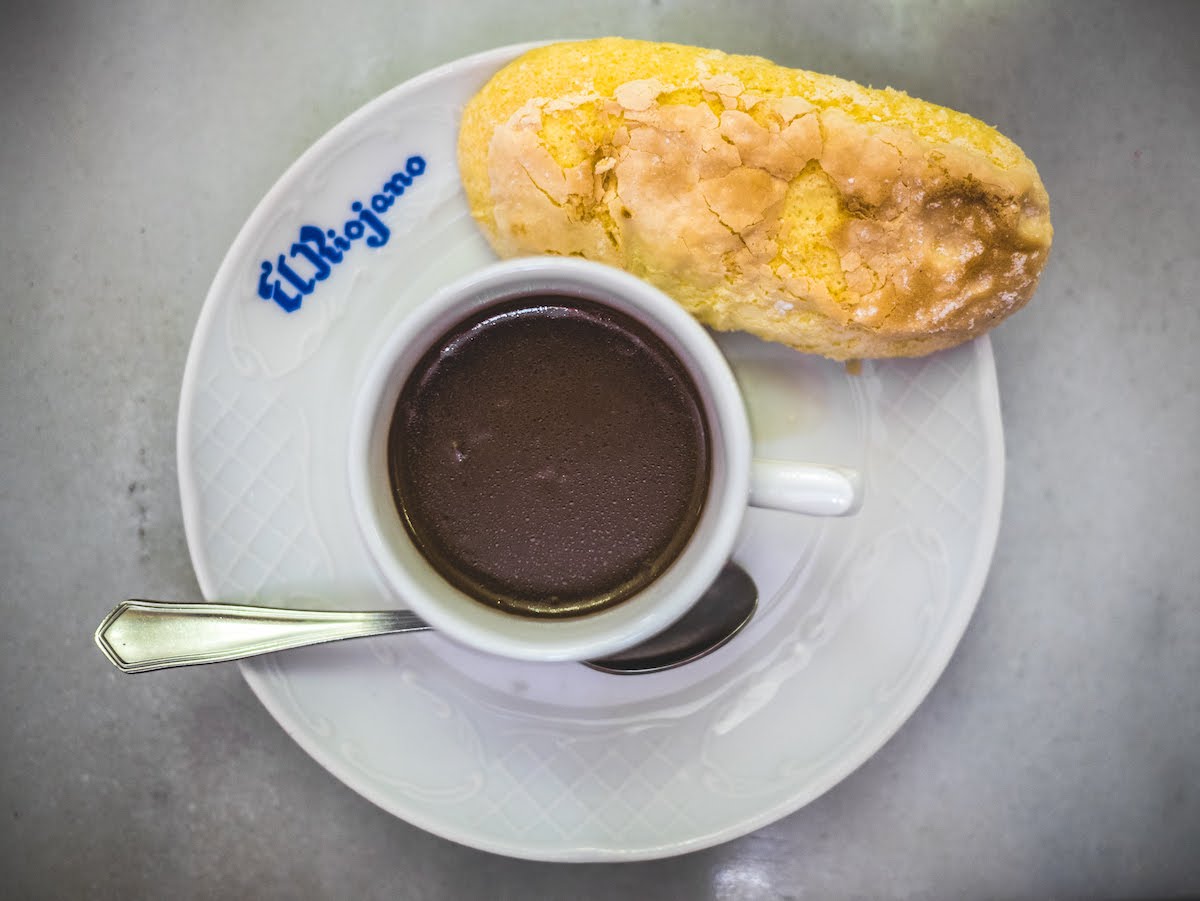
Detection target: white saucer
<box><xmin>178</xmin><ymin>43</ymin><xmax>1004</xmax><ymax>862</ymax></box>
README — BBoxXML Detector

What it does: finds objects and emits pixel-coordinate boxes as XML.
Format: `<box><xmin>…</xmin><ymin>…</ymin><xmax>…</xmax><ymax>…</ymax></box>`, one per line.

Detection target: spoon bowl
<box><xmin>585</xmin><ymin>563</ymin><xmax>757</xmax><ymax>673</ymax></box>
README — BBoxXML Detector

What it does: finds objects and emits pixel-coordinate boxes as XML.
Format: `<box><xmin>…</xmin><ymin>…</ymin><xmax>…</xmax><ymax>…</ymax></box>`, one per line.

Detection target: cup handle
<box><xmin>749</xmin><ymin>459</ymin><xmax>863</xmax><ymax>516</ymax></box>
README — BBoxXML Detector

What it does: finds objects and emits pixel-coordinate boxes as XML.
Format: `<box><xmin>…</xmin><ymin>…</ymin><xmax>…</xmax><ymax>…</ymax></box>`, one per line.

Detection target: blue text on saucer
<box><xmin>257</xmin><ymin>155</ymin><xmax>427</xmax><ymax>313</ymax></box>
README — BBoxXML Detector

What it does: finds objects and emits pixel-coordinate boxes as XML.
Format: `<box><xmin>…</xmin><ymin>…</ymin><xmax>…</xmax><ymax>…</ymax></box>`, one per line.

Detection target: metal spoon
<box><xmin>95</xmin><ymin>563</ymin><xmax>758</xmax><ymax>675</ymax></box>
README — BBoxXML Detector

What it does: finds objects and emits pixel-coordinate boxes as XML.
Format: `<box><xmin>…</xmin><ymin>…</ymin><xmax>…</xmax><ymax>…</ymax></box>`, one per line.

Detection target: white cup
<box><xmin>348</xmin><ymin>258</ymin><xmax>861</xmax><ymax>662</ymax></box>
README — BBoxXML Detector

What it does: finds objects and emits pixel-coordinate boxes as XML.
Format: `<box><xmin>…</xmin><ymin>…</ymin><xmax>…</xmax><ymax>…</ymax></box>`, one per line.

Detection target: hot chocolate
<box><xmin>387</xmin><ymin>296</ymin><xmax>710</xmax><ymax>618</ymax></box>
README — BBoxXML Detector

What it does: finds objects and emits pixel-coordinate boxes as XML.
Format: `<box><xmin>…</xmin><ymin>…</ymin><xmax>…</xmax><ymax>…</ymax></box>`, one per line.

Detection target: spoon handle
<box><xmin>95</xmin><ymin>600</ymin><xmax>430</xmax><ymax>673</ymax></box>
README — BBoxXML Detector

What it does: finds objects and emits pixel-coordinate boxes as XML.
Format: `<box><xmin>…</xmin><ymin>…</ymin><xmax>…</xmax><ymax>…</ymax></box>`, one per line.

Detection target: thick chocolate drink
<box><xmin>387</xmin><ymin>296</ymin><xmax>710</xmax><ymax>618</ymax></box>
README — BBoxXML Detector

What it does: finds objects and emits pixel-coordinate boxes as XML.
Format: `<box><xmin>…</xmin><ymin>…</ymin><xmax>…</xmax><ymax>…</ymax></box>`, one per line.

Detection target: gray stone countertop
<box><xmin>2</xmin><ymin>2</ymin><xmax>1197</xmax><ymax>898</ymax></box>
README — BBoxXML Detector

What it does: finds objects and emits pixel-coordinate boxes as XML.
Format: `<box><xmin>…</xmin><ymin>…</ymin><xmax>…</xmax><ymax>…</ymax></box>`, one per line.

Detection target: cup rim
<box><xmin>348</xmin><ymin>257</ymin><xmax>751</xmax><ymax>661</ymax></box>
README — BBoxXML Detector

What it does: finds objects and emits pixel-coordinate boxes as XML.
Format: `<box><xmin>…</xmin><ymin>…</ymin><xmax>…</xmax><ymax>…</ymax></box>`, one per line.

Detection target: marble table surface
<box><xmin>2</xmin><ymin>2</ymin><xmax>1197</xmax><ymax>897</ymax></box>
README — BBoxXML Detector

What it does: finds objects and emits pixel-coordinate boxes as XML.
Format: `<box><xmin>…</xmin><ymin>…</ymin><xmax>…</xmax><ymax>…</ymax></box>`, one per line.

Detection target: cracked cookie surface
<box><xmin>459</xmin><ymin>38</ymin><xmax>1053</xmax><ymax>359</ymax></box>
